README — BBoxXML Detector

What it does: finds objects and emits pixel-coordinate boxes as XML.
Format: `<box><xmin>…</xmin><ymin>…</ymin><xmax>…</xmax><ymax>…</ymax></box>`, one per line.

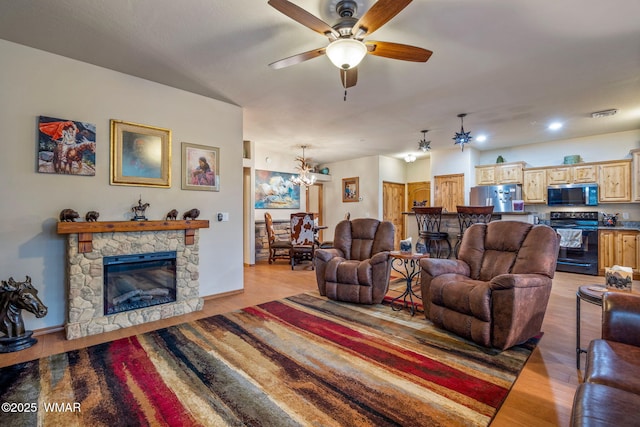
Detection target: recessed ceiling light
<box><xmin>548</xmin><ymin>122</ymin><xmax>563</xmax><ymax>131</ymax></box>
<box><xmin>476</xmin><ymin>134</ymin><xmax>487</xmax><ymax>142</ymax></box>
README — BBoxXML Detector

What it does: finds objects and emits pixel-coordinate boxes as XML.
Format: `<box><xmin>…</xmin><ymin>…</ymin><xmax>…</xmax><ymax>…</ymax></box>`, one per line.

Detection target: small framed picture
<box><xmin>182</xmin><ymin>142</ymin><xmax>220</xmax><ymax>191</ymax></box>
<box><xmin>512</xmin><ymin>200</ymin><xmax>525</xmax><ymax>212</ymax></box>
<box><xmin>110</xmin><ymin>120</ymin><xmax>171</xmax><ymax>188</ymax></box>
<box><xmin>342</xmin><ymin>177</ymin><xmax>359</xmax><ymax>203</ymax></box>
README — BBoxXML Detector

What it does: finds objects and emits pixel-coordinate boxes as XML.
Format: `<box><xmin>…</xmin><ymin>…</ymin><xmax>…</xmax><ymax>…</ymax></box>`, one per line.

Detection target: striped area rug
<box><xmin>0</xmin><ymin>292</ymin><xmax>538</xmax><ymax>426</ymax></box>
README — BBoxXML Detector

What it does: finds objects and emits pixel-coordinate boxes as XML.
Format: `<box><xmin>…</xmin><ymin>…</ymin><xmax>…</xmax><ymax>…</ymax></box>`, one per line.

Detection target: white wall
<box><xmin>0</xmin><ymin>40</ymin><xmax>244</xmax><ymax>331</ymax></box>
<box><xmin>429</xmin><ymin>147</ymin><xmax>480</xmax><ymax>204</ymax></box>
<box><xmin>406</xmin><ymin>157</ymin><xmax>431</xmax><ymax>183</ymax></box>
<box><xmin>320</xmin><ymin>156</ymin><xmax>380</xmax><ymax>238</ymax></box>
<box><xmin>478</xmin><ymin>130</ymin><xmax>640</xmax><ymax>166</ymax></box>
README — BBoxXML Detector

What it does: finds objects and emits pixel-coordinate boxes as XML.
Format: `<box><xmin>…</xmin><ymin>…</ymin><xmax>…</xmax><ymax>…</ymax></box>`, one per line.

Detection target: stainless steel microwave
<box><xmin>547</xmin><ymin>183</ymin><xmax>598</xmax><ymax>206</ymax></box>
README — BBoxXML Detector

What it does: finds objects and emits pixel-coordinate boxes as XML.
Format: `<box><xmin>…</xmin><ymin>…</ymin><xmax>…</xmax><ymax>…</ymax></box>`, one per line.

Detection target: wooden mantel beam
<box><xmin>57</xmin><ymin>220</ymin><xmax>210</xmax><ymax>253</ymax></box>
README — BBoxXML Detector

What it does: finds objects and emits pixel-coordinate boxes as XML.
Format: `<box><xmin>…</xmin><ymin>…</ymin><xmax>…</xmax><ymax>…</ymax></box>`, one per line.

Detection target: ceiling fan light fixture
<box><xmin>326</xmin><ymin>38</ymin><xmax>367</xmax><ymax>70</ymax></box>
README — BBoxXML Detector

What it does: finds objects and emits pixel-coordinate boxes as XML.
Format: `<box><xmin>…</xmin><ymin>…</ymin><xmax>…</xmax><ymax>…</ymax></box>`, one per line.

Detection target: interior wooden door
<box><xmin>407</xmin><ymin>181</ymin><xmax>431</xmax><ymax>208</ymax></box>
<box><xmin>434</xmin><ymin>174</ymin><xmax>464</xmax><ymax>213</ymax></box>
<box><xmin>383</xmin><ymin>181</ymin><xmax>405</xmax><ymax>249</ymax></box>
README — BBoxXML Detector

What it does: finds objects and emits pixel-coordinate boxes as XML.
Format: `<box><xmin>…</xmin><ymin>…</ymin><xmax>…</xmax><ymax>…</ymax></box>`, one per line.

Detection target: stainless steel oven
<box><xmin>549</xmin><ymin>211</ymin><xmax>599</xmax><ymax>275</ymax></box>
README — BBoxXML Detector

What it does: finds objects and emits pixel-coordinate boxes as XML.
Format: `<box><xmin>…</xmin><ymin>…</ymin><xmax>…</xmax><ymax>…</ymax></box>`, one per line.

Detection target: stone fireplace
<box><xmin>58</xmin><ymin>220</ymin><xmax>209</xmax><ymax>339</ymax></box>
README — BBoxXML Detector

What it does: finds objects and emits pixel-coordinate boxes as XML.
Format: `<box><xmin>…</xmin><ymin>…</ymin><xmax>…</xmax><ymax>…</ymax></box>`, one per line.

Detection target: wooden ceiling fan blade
<box><xmin>365</xmin><ymin>41</ymin><xmax>433</xmax><ymax>62</ymax></box>
<box><xmin>351</xmin><ymin>0</ymin><xmax>412</xmax><ymax>37</ymax></box>
<box><xmin>269</xmin><ymin>47</ymin><xmax>327</xmax><ymax>69</ymax></box>
<box><xmin>340</xmin><ymin>68</ymin><xmax>357</xmax><ymax>88</ymax></box>
<box><xmin>268</xmin><ymin>0</ymin><xmax>339</xmax><ymax>38</ymax></box>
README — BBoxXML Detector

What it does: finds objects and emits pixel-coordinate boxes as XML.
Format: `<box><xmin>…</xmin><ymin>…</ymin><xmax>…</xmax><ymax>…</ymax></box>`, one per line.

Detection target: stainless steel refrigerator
<box><xmin>469</xmin><ymin>184</ymin><xmax>523</xmax><ymax>212</ymax></box>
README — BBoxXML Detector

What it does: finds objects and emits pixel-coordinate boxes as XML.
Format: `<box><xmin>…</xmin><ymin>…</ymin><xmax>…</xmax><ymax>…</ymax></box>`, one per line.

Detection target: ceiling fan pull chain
<box><xmin>344</xmin><ymin>89</ymin><xmax>348</xmax><ymax>101</ymax></box>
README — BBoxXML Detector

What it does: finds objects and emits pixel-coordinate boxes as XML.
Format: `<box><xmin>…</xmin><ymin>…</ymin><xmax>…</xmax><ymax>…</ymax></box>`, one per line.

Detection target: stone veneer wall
<box><xmin>65</xmin><ymin>229</ymin><xmax>203</xmax><ymax>339</ymax></box>
<box><xmin>255</xmin><ymin>219</ymin><xmax>290</xmax><ymax>261</ymax></box>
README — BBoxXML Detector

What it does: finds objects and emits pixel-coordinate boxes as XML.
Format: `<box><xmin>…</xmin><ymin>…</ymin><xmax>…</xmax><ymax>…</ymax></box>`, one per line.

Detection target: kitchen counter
<box><xmin>598</xmin><ymin>224</ymin><xmax>640</xmax><ymax>231</ymax></box>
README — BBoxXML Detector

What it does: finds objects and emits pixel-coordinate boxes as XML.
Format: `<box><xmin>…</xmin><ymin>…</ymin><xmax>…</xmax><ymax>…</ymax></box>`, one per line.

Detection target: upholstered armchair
<box><xmin>315</xmin><ymin>218</ymin><xmax>395</xmax><ymax>304</ymax></box>
<box><xmin>419</xmin><ymin>221</ymin><xmax>560</xmax><ymax>350</ymax></box>
<box><xmin>290</xmin><ymin>212</ymin><xmax>315</xmax><ymax>270</ymax></box>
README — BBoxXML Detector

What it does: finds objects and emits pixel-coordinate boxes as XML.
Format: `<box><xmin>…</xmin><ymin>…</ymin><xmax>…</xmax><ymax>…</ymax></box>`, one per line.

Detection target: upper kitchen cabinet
<box><xmin>573</xmin><ymin>164</ymin><xmax>598</xmax><ymax>183</ymax></box>
<box><xmin>546</xmin><ymin>166</ymin><xmax>572</xmax><ymax>185</ymax></box>
<box><xmin>598</xmin><ymin>160</ymin><xmax>631</xmax><ymax>202</ymax></box>
<box><xmin>475</xmin><ymin>162</ymin><xmax>525</xmax><ymax>185</ymax></box>
<box><xmin>545</xmin><ymin>164</ymin><xmax>597</xmax><ymax>185</ymax></box>
<box><xmin>476</xmin><ymin>165</ymin><xmax>496</xmax><ymax>185</ymax></box>
<box><xmin>498</xmin><ymin>162</ymin><xmax>525</xmax><ymax>183</ymax></box>
<box><xmin>632</xmin><ymin>148</ymin><xmax>640</xmax><ymax>202</ymax></box>
<box><xmin>523</xmin><ymin>169</ymin><xmax>547</xmax><ymax>204</ymax></box>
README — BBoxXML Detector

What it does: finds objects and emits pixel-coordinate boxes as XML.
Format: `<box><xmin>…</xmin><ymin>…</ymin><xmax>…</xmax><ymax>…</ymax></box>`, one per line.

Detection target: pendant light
<box><xmin>452</xmin><ymin>113</ymin><xmax>473</xmax><ymax>151</ymax></box>
<box><xmin>418</xmin><ymin>130</ymin><xmax>431</xmax><ymax>152</ymax></box>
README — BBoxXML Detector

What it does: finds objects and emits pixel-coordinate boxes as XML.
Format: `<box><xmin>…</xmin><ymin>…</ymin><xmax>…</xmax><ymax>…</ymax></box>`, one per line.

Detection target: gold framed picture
<box><xmin>110</xmin><ymin>120</ymin><xmax>171</xmax><ymax>188</ymax></box>
<box><xmin>342</xmin><ymin>177</ymin><xmax>359</xmax><ymax>202</ymax></box>
<box><xmin>182</xmin><ymin>142</ymin><xmax>220</xmax><ymax>191</ymax></box>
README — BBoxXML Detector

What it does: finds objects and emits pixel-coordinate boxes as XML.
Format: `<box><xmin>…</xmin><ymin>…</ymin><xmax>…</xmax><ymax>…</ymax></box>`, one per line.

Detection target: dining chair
<box><xmin>290</xmin><ymin>212</ymin><xmax>315</xmax><ymax>270</ymax></box>
<box><xmin>264</xmin><ymin>212</ymin><xmax>292</xmax><ymax>264</ymax></box>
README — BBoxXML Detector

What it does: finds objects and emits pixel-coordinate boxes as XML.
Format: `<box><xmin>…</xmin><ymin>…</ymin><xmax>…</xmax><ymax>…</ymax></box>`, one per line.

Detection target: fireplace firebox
<box><xmin>103</xmin><ymin>251</ymin><xmax>177</xmax><ymax>315</ymax></box>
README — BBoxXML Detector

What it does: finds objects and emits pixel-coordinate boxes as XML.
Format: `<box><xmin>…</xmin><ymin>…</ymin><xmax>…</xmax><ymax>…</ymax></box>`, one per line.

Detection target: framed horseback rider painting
<box><xmin>37</xmin><ymin>115</ymin><xmax>96</xmax><ymax>176</ymax></box>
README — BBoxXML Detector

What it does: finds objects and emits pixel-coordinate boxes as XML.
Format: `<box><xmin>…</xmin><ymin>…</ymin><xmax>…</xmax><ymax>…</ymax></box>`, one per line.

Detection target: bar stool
<box><xmin>454</xmin><ymin>206</ymin><xmax>494</xmax><ymax>258</ymax></box>
<box><xmin>413</xmin><ymin>207</ymin><xmax>451</xmax><ymax>259</ymax></box>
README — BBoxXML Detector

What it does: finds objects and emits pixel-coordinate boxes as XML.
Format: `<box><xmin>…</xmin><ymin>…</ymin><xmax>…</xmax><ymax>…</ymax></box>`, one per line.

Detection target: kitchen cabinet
<box><xmin>573</xmin><ymin>164</ymin><xmax>598</xmax><ymax>183</ymax></box>
<box><xmin>632</xmin><ymin>148</ymin><xmax>640</xmax><ymax>202</ymax></box>
<box><xmin>476</xmin><ymin>165</ymin><xmax>496</xmax><ymax>185</ymax></box>
<box><xmin>475</xmin><ymin>162</ymin><xmax>525</xmax><ymax>185</ymax></box>
<box><xmin>598</xmin><ymin>160</ymin><xmax>631</xmax><ymax>202</ymax></box>
<box><xmin>498</xmin><ymin>163</ymin><xmax>525</xmax><ymax>183</ymax></box>
<box><xmin>543</xmin><ymin>164</ymin><xmax>597</xmax><ymax>185</ymax></box>
<box><xmin>598</xmin><ymin>229</ymin><xmax>640</xmax><ymax>279</ymax></box>
<box><xmin>523</xmin><ymin>169</ymin><xmax>547</xmax><ymax>204</ymax></box>
<box><xmin>546</xmin><ymin>167</ymin><xmax>572</xmax><ymax>185</ymax></box>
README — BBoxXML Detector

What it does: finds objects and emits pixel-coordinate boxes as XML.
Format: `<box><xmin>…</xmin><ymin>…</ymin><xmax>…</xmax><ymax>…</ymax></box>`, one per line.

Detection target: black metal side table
<box><xmin>388</xmin><ymin>251</ymin><xmax>429</xmax><ymax>316</ymax></box>
<box><xmin>576</xmin><ymin>285</ymin><xmax>603</xmax><ymax>370</ymax></box>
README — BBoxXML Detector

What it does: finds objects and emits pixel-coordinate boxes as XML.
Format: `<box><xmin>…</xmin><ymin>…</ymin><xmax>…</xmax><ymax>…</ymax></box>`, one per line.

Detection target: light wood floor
<box><xmin>0</xmin><ymin>262</ymin><xmax>616</xmax><ymax>426</ymax></box>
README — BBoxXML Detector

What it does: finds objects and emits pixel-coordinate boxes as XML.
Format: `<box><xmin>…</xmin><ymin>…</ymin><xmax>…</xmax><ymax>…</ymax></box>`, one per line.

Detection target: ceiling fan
<box><xmin>268</xmin><ymin>0</ymin><xmax>433</xmax><ymax>91</ymax></box>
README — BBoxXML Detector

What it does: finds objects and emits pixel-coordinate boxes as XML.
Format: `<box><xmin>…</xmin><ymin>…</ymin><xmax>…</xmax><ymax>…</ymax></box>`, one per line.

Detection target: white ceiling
<box><xmin>0</xmin><ymin>0</ymin><xmax>639</xmax><ymax>164</ymax></box>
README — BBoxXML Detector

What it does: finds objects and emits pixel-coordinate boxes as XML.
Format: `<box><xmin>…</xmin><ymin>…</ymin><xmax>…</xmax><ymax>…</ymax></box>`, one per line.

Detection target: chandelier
<box><xmin>418</xmin><ymin>129</ymin><xmax>431</xmax><ymax>152</ymax></box>
<box><xmin>452</xmin><ymin>113</ymin><xmax>473</xmax><ymax>151</ymax></box>
<box><xmin>290</xmin><ymin>145</ymin><xmax>316</xmax><ymax>187</ymax></box>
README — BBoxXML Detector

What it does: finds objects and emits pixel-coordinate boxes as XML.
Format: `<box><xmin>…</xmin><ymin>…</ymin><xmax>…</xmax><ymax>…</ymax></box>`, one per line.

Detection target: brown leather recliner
<box><xmin>571</xmin><ymin>292</ymin><xmax>640</xmax><ymax>426</ymax></box>
<box><xmin>315</xmin><ymin>218</ymin><xmax>395</xmax><ymax>304</ymax></box>
<box><xmin>419</xmin><ymin>221</ymin><xmax>560</xmax><ymax>350</ymax></box>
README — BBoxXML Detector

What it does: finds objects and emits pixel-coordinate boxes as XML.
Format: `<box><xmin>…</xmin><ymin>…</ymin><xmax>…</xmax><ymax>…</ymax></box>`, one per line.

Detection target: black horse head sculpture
<box><xmin>0</xmin><ymin>276</ymin><xmax>48</xmax><ymax>338</ymax></box>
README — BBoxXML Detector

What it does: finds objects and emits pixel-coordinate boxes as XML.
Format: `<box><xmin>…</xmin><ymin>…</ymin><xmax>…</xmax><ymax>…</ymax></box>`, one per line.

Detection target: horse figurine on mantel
<box><xmin>0</xmin><ymin>276</ymin><xmax>48</xmax><ymax>353</ymax></box>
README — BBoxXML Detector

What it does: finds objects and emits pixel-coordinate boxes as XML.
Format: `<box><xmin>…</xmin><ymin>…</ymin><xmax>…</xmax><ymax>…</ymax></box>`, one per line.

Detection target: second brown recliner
<box><xmin>315</xmin><ymin>218</ymin><xmax>395</xmax><ymax>304</ymax></box>
<box><xmin>420</xmin><ymin>221</ymin><xmax>560</xmax><ymax>350</ymax></box>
